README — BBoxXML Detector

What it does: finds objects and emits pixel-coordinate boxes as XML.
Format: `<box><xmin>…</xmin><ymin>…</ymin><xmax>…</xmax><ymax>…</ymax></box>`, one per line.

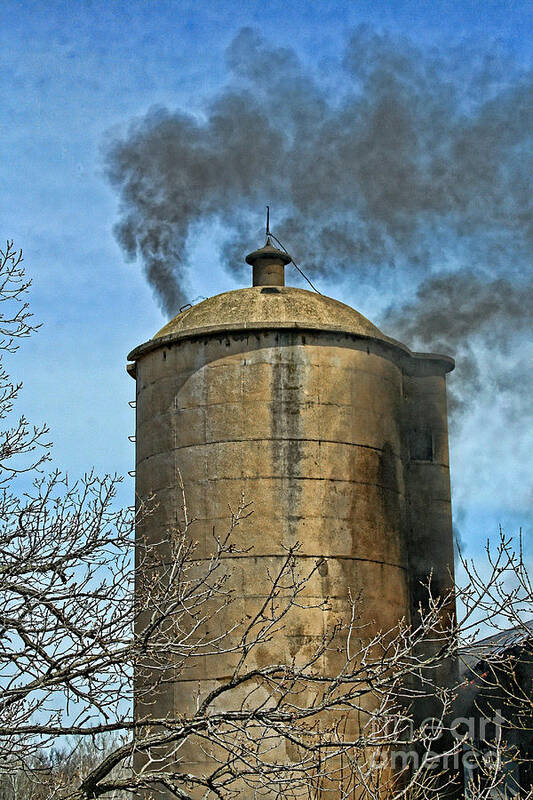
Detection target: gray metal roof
<box><xmin>458</xmin><ymin>619</ymin><xmax>533</xmax><ymax>675</ymax></box>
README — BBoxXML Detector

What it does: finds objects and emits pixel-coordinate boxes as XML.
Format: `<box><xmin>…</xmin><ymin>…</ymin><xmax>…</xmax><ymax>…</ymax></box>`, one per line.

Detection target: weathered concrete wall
<box><xmin>401</xmin><ymin>369</ymin><xmax>458</xmax><ymax>792</ymax></box>
<box><xmin>134</xmin><ymin>329</ymin><xmax>415</xmax><ymax>793</ymax></box>
<box><xmin>403</xmin><ymin>371</ymin><xmax>454</xmax><ymax>614</ymax></box>
<box><xmin>403</xmin><ymin>370</ymin><xmax>456</xmax><ymax>680</ymax></box>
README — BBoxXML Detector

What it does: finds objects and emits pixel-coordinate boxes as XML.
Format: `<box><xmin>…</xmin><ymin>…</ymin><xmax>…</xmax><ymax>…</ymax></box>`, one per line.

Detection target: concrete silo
<box><xmin>127</xmin><ymin>239</ymin><xmax>456</xmax><ymax>795</ymax></box>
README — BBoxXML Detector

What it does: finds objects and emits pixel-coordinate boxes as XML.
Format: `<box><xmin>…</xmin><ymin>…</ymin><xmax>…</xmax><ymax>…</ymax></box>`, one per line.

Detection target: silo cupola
<box><xmin>245</xmin><ymin>239</ymin><xmax>292</xmax><ymax>287</ymax></box>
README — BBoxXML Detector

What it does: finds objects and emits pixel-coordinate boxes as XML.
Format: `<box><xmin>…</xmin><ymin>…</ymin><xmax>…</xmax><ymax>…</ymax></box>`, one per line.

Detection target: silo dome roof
<box><xmin>127</xmin><ymin>286</ymin><xmax>455</xmax><ymax>377</ymax></box>
<box><xmin>154</xmin><ymin>286</ymin><xmax>386</xmax><ymax>342</ymax></box>
<box><xmin>127</xmin><ymin>284</ymin><xmax>453</xmax><ymax>376</ymax></box>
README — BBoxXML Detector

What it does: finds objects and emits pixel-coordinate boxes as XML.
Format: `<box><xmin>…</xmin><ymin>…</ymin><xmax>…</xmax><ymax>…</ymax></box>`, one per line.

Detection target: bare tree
<box><xmin>454</xmin><ymin>534</ymin><xmax>533</xmax><ymax>799</ymax></box>
<box><xmin>0</xmin><ymin>241</ymin><xmax>460</xmax><ymax>799</ymax></box>
<box><xmin>1</xmin><ymin>240</ymin><xmax>532</xmax><ymax>799</ymax></box>
<box><xmin>0</xmin><ymin>241</ymin><xmax>135</xmax><ymax>796</ymax></box>
<box><xmin>0</xmin><ymin>735</ymin><xmax>127</xmax><ymax>800</ymax></box>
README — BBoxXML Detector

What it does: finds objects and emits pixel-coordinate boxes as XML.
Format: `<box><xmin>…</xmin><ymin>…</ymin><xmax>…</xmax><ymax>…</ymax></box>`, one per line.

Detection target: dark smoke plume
<box><xmin>106</xmin><ymin>26</ymin><xmax>533</xmax><ymax>419</ymax></box>
<box><xmin>385</xmin><ymin>274</ymin><xmax>533</xmax><ymax>416</ymax></box>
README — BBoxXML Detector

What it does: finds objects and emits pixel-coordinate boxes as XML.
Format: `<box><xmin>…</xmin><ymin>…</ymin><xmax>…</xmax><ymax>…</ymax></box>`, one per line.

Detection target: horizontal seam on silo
<box><xmin>138</xmin><ymin>438</ymin><xmax>401</xmax><ymax>455</ymax></box>
<box><xmin>136</xmin><ymin>477</ymin><xmax>407</xmax><ymax>493</ymax></box>
<box><xmin>170</xmin><ymin>401</ymin><xmax>395</xmax><ymax>409</ymax></box>
<box><xmin>136</xmin><ymin>452</ymin><xmax>448</xmax><ymax>470</ymax></box>
<box><xmin>152</xmin><ymin>554</ymin><xmax>408</xmax><ymax>569</ymax></box>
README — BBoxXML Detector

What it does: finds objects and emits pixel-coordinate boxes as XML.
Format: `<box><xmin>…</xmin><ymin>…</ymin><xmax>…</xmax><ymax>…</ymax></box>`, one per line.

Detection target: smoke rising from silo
<box><xmin>106</xmin><ymin>26</ymin><xmax>533</xmax><ymax>418</ymax></box>
<box><xmin>385</xmin><ymin>274</ymin><xmax>533</xmax><ymax>416</ymax></box>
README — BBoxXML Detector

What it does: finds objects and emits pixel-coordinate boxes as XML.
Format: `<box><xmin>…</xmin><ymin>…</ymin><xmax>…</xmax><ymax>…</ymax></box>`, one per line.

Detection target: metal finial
<box><xmin>266</xmin><ymin>206</ymin><xmax>270</xmax><ymax>239</ymax></box>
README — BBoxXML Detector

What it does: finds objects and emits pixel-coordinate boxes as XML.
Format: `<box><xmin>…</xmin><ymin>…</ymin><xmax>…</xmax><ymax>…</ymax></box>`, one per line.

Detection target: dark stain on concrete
<box><xmin>378</xmin><ymin>441</ymin><xmax>401</xmax><ymax>530</ymax></box>
<box><xmin>270</xmin><ymin>336</ymin><xmax>305</xmax><ymax>543</ymax></box>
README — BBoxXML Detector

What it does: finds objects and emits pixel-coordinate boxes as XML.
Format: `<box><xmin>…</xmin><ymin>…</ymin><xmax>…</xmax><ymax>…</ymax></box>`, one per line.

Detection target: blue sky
<box><xmin>1</xmin><ymin>0</ymin><xmax>532</xmax><ymax>558</ymax></box>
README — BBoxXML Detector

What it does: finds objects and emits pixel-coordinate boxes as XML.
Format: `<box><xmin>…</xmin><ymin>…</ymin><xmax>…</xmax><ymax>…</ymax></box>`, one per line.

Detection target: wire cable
<box><xmin>267</xmin><ymin>231</ymin><xmax>322</xmax><ymax>295</ymax></box>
